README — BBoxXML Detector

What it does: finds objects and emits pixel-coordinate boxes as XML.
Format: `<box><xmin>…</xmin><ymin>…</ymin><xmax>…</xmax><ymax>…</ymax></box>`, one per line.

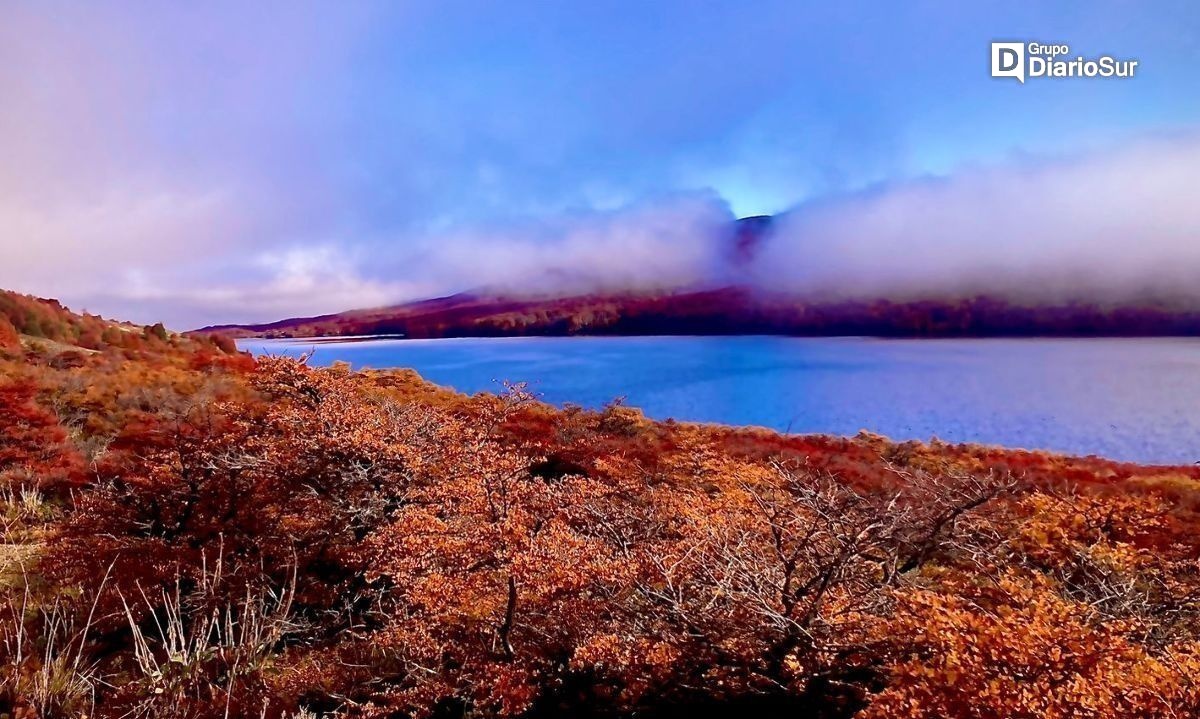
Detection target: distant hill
<box><xmin>195</xmin><ymin>214</ymin><xmax>1200</xmax><ymax>340</ymax></box>
<box><xmin>730</xmin><ymin>214</ymin><xmax>773</xmax><ymax>265</ymax></box>
<box><xmin>195</xmin><ymin>286</ymin><xmax>1200</xmax><ymax>340</ymax></box>
<box><xmin>0</xmin><ymin>288</ymin><xmax>240</xmax><ymax>358</ymax></box>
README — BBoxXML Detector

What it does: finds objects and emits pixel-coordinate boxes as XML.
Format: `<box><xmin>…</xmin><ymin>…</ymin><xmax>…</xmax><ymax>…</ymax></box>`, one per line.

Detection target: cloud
<box><xmin>750</xmin><ymin>132</ymin><xmax>1200</xmax><ymax>305</ymax></box>
<box><xmin>407</xmin><ymin>194</ymin><xmax>734</xmax><ymax>297</ymax></box>
<box><xmin>46</xmin><ymin>194</ymin><xmax>734</xmax><ymax>329</ymax></box>
<box><xmin>0</xmin><ymin>2</ymin><xmax>376</xmax><ymax>326</ymax></box>
<box><xmin>82</xmin><ymin>247</ymin><xmax>434</xmax><ymax>329</ymax></box>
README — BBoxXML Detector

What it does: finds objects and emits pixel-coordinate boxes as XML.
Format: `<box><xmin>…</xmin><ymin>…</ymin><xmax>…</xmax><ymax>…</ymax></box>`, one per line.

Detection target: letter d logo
<box><xmin>991</xmin><ymin>42</ymin><xmax>1025</xmax><ymax>83</ymax></box>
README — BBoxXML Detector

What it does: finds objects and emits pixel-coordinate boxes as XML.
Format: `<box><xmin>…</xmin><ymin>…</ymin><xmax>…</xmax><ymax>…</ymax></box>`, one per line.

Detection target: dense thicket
<box><xmin>3</xmin><ymin>290</ymin><xmax>1199</xmax><ymax>718</ymax></box>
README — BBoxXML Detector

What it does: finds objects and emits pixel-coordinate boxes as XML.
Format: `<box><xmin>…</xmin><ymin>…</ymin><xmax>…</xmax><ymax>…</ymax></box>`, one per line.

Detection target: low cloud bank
<box><xmin>70</xmin><ymin>195</ymin><xmax>736</xmax><ymax>328</ymax></box>
<box><xmin>410</xmin><ymin>194</ymin><xmax>734</xmax><ymax>297</ymax></box>
<box><xmin>750</xmin><ymin>133</ymin><xmax>1200</xmax><ymax>305</ymax></box>
<box><xmin>408</xmin><ymin>132</ymin><xmax>1200</xmax><ymax>310</ymax></box>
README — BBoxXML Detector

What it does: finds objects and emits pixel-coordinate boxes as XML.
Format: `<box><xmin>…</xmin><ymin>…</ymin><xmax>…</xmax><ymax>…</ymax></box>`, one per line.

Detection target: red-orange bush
<box><xmin>3</xmin><ymin>289</ymin><xmax>1200</xmax><ymax>718</ymax></box>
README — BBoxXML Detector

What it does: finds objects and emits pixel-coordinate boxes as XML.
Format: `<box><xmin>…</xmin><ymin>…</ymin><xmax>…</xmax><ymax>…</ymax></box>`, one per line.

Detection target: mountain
<box><xmin>730</xmin><ymin>214</ymin><xmax>774</xmax><ymax>265</ymax></box>
<box><xmin>195</xmin><ymin>215</ymin><xmax>1200</xmax><ymax>339</ymax></box>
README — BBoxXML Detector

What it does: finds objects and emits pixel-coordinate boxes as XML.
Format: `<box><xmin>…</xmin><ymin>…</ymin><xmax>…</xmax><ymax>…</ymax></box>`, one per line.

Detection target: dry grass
<box><xmin>118</xmin><ymin>554</ymin><xmax>302</xmax><ymax>718</ymax></box>
<box><xmin>1</xmin><ymin>560</ymin><xmax>111</xmax><ymax>718</ymax></box>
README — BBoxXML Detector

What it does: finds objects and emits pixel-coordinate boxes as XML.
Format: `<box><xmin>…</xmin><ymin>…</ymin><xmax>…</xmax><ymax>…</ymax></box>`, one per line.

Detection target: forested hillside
<box><xmin>2</xmin><ymin>289</ymin><xmax>1199</xmax><ymax>718</ymax></box>
<box><xmin>201</xmin><ymin>288</ymin><xmax>1200</xmax><ymax>340</ymax></box>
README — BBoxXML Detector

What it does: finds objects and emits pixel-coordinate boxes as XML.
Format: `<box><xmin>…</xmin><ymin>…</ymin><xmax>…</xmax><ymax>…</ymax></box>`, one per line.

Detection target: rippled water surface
<box><xmin>239</xmin><ymin>336</ymin><xmax>1200</xmax><ymax>464</ymax></box>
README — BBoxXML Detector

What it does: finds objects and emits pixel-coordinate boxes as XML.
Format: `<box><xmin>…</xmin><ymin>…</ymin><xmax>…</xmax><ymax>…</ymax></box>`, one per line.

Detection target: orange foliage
<box><xmin>0</xmin><ymin>315</ymin><xmax>19</xmax><ymax>351</ymax></box>
<box><xmin>2</xmin><ymin>290</ymin><xmax>1199</xmax><ymax>718</ymax></box>
<box><xmin>0</xmin><ymin>376</ymin><xmax>82</xmax><ymax>490</ymax></box>
<box><xmin>869</xmin><ymin>572</ymin><xmax>1200</xmax><ymax>718</ymax></box>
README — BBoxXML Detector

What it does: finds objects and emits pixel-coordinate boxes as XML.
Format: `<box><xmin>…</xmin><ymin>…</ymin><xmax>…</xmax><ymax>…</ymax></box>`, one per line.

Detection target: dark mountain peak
<box><xmin>732</xmin><ymin>214</ymin><xmax>776</xmax><ymax>264</ymax></box>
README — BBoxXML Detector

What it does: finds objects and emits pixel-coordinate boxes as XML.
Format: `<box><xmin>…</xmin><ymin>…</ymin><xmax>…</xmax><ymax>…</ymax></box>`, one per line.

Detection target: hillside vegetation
<box><xmin>200</xmin><ymin>288</ymin><xmax>1200</xmax><ymax>340</ymax></box>
<box><xmin>2</xmin><ymin>289</ymin><xmax>1199</xmax><ymax>718</ymax></box>
<box><xmin>1</xmin><ymin>290</ymin><xmax>238</xmax><ymax>357</ymax></box>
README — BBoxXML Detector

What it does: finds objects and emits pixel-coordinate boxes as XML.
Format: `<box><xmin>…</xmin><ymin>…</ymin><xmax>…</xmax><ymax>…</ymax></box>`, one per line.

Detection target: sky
<box><xmin>1</xmin><ymin>1</ymin><xmax>1199</xmax><ymax>327</ymax></box>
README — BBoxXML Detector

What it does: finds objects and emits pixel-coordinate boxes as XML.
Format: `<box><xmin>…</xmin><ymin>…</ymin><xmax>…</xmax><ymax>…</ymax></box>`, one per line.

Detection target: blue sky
<box><xmin>1</xmin><ymin>1</ymin><xmax>1198</xmax><ymax>326</ymax></box>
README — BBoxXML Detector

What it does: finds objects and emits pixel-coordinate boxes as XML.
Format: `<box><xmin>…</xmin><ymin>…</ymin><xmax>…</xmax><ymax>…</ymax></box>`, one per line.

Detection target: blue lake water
<box><xmin>238</xmin><ymin>336</ymin><xmax>1200</xmax><ymax>465</ymax></box>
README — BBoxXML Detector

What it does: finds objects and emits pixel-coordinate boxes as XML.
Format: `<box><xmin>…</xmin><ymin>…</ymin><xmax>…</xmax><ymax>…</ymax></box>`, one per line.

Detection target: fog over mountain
<box><xmin>10</xmin><ymin>130</ymin><xmax>1200</xmax><ymax>330</ymax></box>
<box><xmin>749</xmin><ymin>132</ymin><xmax>1200</xmax><ymax>305</ymax></box>
<box><xmin>196</xmin><ymin>131</ymin><xmax>1200</xmax><ymax>340</ymax></box>
<box><xmin>401</xmin><ymin>194</ymin><xmax>736</xmax><ymax>298</ymax></box>
<box><xmin>407</xmin><ymin>132</ymin><xmax>1200</xmax><ymax>309</ymax></box>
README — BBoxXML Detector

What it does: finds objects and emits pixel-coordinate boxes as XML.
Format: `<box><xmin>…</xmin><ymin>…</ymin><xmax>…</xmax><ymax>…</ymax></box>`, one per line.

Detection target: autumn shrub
<box><xmin>0</xmin><ymin>377</ymin><xmax>83</xmax><ymax>493</ymax></box>
<box><xmin>866</xmin><ymin>573</ymin><xmax>1200</xmax><ymax>718</ymax></box>
<box><xmin>3</xmin><ymin>293</ymin><xmax>1200</xmax><ymax>718</ymax></box>
<box><xmin>0</xmin><ymin>316</ymin><xmax>19</xmax><ymax>352</ymax></box>
<box><xmin>865</xmin><ymin>484</ymin><xmax>1200</xmax><ymax>719</ymax></box>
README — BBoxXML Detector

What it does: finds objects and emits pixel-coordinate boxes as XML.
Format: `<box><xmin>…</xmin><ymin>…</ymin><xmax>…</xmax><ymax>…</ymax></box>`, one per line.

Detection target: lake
<box><xmin>237</xmin><ymin>335</ymin><xmax>1200</xmax><ymax>465</ymax></box>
